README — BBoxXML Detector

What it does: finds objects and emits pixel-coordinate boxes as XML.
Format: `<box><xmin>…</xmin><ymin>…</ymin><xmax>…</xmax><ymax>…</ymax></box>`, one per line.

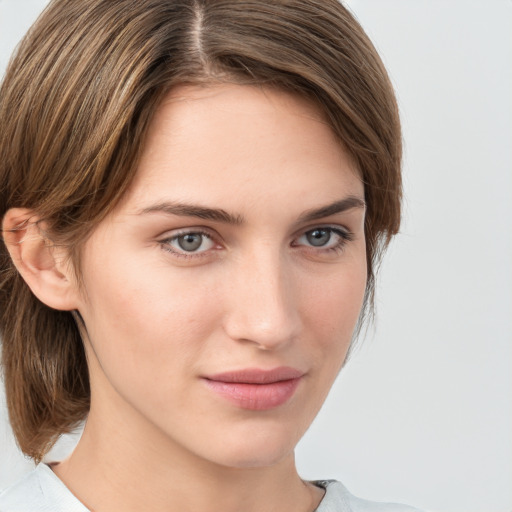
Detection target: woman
<box><xmin>0</xmin><ymin>0</ymin><xmax>421</xmax><ymax>510</ymax></box>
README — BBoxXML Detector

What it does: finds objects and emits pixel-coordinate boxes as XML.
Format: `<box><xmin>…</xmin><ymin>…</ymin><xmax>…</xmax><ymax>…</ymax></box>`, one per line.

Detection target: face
<box><xmin>75</xmin><ymin>84</ymin><xmax>367</xmax><ymax>469</ymax></box>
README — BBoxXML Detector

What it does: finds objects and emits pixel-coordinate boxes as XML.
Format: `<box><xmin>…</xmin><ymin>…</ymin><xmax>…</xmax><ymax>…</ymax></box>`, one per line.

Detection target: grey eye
<box><xmin>305</xmin><ymin>228</ymin><xmax>331</xmax><ymax>247</ymax></box>
<box><xmin>177</xmin><ymin>233</ymin><xmax>204</xmax><ymax>252</ymax></box>
<box><xmin>163</xmin><ymin>230</ymin><xmax>216</xmax><ymax>256</ymax></box>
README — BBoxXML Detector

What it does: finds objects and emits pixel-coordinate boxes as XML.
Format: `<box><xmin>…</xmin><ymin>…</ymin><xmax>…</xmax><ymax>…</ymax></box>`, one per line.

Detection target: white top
<box><xmin>0</xmin><ymin>464</ymin><xmax>423</xmax><ymax>512</ymax></box>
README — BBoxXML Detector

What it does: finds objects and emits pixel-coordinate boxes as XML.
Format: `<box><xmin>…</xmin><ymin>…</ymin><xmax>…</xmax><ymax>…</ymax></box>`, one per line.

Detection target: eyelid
<box><xmin>157</xmin><ymin>223</ymin><xmax>355</xmax><ymax>261</ymax></box>
<box><xmin>158</xmin><ymin>227</ymin><xmax>223</xmax><ymax>259</ymax></box>
<box><xmin>291</xmin><ymin>225</ymin><xmax>355</xmax><ymax>253</ymax></box>
<box><xmin>292</xmin><ymin>223</ymin><xmax>353</xmax><ymax>241</ymax></box>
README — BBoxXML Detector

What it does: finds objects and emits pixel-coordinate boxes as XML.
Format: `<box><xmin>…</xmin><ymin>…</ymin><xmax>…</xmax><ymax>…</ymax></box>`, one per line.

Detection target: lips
<box><xmin>202</xmin><ymin>367</ymin><xmax>304</xmax><ymax>410</ymax></box>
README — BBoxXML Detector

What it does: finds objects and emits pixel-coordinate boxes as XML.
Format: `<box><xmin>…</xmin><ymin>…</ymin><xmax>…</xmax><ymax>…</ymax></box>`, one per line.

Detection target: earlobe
<box><xmin>2</xmin><ymin>208</ymin><xmax>80</xmax><ymax>311</ymax></box>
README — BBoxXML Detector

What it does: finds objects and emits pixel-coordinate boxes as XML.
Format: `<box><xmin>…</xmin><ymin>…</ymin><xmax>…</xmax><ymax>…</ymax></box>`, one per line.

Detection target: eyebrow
<box><xmin>136</xmin><ymin>196</ymin><xmax>365</xmax><ymax>225</ymax></box>
<box><xmin>297</xmin><ymin>196</ymin><xmax>366</xmax><ymax>223</ymax></box>
<box><xmin>137</xmin><ymin>202</ymin><xmax>244</xmax><ymax>224</ymax></box>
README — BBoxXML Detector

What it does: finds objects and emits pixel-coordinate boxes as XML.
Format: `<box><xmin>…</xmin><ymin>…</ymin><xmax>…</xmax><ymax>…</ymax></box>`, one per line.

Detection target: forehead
<box><xmin>121</xmin><ymin>83</ymin><xmax>363</xmax><ymax>215</ymax></box>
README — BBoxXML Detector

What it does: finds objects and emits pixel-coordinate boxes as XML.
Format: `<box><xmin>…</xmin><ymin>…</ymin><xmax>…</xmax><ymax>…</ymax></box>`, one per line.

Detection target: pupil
<box><xmin>307</xmin><ymin>229</ymin><xmax>330</xmax><ymax>247</ymax></box>
<box><xmin>178</xmin><ymin>233</ymin><xmax>202</xmax><ymax>251</ymax></box>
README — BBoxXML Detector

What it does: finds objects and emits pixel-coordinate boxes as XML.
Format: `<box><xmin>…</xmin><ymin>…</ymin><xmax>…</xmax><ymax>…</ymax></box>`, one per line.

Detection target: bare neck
<box><xmin>52</xmin><ymin>402</ymin><xmax>323</xmax><ymax>512</ymax></box>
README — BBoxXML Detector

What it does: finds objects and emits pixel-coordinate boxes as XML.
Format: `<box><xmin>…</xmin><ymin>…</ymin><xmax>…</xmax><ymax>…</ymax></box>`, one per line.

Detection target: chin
<box><xmin>196</xmin><ymin>423</ymin><xmax>301</xmax><ymax>470</ymax></box>
<box><xmin>212</xmin><ymin>447</ymin><xmax>295</xmax><ymax>470</ymax></box>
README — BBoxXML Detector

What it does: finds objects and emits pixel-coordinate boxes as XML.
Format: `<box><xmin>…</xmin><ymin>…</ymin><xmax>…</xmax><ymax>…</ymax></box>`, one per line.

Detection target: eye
<box><xmin>304</xmin><ymin>228</ymin><xmax>332</xmax><ymax>247</ymax></box>
<box><xmin>294</xmin><ymin>227</ymin><xmax>353</xmax><ymax>252</ymax></box>
<box><xmin>161</xmin><ymin>230</ymin><xmax>217</xmax><ymax>256</ymax></box>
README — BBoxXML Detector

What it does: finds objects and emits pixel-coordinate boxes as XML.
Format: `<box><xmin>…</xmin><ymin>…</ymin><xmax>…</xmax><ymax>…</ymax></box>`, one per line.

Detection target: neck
<box><xmin>52</xmin><ymin>382</ymin><xmax>322</xmax><ymax>512</ymax></box>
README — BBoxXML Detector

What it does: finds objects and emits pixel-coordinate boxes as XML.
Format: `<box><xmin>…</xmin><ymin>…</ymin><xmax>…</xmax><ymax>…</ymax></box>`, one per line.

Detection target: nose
<box><xmin>222</xmin><ymin>249</ymin><xmax>302</xmax><ymax>351</ymax></box>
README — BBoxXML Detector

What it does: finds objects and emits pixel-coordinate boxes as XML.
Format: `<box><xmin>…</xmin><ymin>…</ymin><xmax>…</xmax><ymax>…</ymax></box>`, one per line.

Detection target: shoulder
<box><xmin>0</xmin><ymin>464</ymin><xmax>88</xmax><ymax>512</ymax></box>
<box><xmin>316</xmin><ymin>480</ymin><xmax>425</xmax><ymax>512</ymax></box>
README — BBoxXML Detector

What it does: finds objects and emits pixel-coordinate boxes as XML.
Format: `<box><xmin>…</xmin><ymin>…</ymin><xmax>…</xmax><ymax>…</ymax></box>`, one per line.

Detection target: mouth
<box><xmin>202</xmin><ymin>367</ymin><xmax>304</xmax><ymax>411</ymax></box>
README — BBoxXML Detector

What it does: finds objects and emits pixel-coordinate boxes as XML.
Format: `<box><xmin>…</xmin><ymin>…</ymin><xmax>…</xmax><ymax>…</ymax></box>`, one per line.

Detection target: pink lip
<box><xmin>202</xmin><ymin>367</ymin><xmax>304</xmax><ymax>411</ymax></box>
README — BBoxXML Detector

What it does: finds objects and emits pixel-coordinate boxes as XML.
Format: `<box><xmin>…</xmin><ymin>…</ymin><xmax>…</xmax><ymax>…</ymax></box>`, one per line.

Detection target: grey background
<box><xmin>1</xmin><ymin>1</ymin><xmax>511</xmax><ymax>511</ymax></box>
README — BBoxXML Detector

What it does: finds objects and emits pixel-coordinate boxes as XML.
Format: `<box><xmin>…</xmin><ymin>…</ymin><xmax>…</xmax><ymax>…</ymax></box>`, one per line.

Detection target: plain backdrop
<box><xmin>1</xmin><ymin>1</ymin><xmax>511</xmax><ymax>512</ymax></box>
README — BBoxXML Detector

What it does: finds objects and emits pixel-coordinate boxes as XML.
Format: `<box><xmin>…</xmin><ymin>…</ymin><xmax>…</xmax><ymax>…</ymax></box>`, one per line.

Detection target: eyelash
<box><xmin>292</xmin><ymin>227</ymin><xmax>354</xmax><ymax>255</ymax></box>
<box><xmin>159</xmin><ymin>229</ymin><xmax>217</xmax><ymax>260</ymax></box>
<box><xmin>159</xmin><ymin>226</ymin><xmax>354</xmax><ymax>260</ymax></box>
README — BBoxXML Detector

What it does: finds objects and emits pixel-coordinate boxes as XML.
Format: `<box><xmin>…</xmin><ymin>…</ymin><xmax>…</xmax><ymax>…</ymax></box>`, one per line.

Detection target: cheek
<box><xmin>79</xmin><ymin>252</ymin><xmax>221</xmax><ymax>382</ymax></box>
<box><xmin>301</xmin><ymin>256</ymin><xmax>367</xmax><ymax>364</ymax></box>
<box><xmin>307</xmin><ymin>262</ymin><xmax>366</xmax><ymax>331</ymax></box>
<box><xmin>78</xmin><ymin>265</ymin><xmax>228</xmax><ymax>426</ymax></box>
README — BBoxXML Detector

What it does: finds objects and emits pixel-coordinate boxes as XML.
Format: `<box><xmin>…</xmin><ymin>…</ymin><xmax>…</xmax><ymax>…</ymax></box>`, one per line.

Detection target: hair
<box><xmin>0</xmin><ymin>0</ymin><xmax>401</xmax><ymax>462</ymax></box>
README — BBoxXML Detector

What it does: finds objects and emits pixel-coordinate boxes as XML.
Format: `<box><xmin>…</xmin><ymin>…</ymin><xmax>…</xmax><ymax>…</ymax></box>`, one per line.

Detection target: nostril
<box><xmin>222</xmin><ymin>259</ymin><xmax>301</xmax><ymax>348</ymax></box>
<box><xmin>223</xmin><ymin>305</ymin><xmax>301</xmax><ymax>350</ymax></box>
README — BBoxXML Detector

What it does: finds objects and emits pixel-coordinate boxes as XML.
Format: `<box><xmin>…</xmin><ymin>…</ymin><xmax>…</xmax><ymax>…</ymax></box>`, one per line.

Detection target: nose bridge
<box><xmin>223</xmin><ymin>244</ymin><xmax>301</xmax><ymax>349</ymax></box>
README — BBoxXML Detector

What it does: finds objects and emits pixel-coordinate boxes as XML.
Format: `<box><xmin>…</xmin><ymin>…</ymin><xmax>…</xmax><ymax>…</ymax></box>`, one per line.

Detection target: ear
<box><xmin>2</xmin><ymin>208</ymin><xmax>81</xmax><ymax>311</ymax></box>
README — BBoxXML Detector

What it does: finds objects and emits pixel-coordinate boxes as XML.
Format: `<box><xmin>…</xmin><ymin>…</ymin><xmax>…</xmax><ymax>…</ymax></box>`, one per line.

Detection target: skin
<box><xmin>4</xmin><ymin>84</ymin><xmax>367</xmax><ymax>512</ymax></box>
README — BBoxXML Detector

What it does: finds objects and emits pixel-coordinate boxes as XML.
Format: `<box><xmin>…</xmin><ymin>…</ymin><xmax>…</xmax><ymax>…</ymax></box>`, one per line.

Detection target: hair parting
<box><xmin>0</xmin><ymin>0</ymin><xmax>401</xmax><ymax>461</ymax></box>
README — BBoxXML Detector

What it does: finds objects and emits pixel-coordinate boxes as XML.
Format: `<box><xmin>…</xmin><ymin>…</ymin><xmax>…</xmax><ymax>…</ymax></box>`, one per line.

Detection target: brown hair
<box><xmin>0</xmin><ymin>0</ymin><xmax>401</xmax><ymax>461</ymax></box>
